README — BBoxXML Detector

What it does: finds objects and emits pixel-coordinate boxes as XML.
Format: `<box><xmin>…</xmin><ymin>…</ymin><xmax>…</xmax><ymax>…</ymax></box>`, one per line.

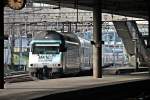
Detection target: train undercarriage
<box><xmin>29</xmin><ymin>67</ymin><xmax>63</xmax><ymax>79</ymax></box>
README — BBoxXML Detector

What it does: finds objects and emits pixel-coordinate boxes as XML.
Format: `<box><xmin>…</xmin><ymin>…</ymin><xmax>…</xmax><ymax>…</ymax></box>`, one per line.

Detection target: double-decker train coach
<box><xmin>28</xmin><ymin>30</ymin><xmax>92</xmax><ymax>79</ymax></box>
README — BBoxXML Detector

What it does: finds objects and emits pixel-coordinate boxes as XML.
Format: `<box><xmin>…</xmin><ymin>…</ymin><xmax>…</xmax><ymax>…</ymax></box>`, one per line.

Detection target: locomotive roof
<box><xmin>32</xmin><ymin>30</ymin><xmax>63</xmax><ymax>40</ymax></box>
<box><xmin>32</xmin><ymin>30</ymin><xmax>80</xmax><ymax>44</ymax></box>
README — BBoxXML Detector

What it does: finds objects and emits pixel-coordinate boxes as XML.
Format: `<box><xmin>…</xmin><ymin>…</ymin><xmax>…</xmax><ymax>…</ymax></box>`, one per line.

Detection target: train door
<box><xmin>64</xmin><ymin>42</ymin><xmax>80</xmax><ymax>74</ymax></box>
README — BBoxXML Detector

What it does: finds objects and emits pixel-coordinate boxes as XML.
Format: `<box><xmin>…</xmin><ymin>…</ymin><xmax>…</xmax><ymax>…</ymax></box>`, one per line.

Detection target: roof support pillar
<box><xmin>93</xmin><ymin>2</ymin><xmax>102</xmax><ymax>78</ymax></box>
<box><xmin>0</xmin><ymin>2</ymin><xmax>4</xmax><ymax>89</ymax></box>
<box><xmin>148</xmin><ymin>14</ymin><xmax>150</xmax><ymax>74</ymax></box>
<box><xmin>147</xmin><ymin>21</ymin><xmax>150</xmax><ymax>48</ymax></box>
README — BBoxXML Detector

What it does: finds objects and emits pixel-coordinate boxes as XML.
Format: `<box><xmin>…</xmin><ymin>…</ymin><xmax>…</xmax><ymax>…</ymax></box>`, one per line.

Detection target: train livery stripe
<box><xmin>65</xmin><ymin>41</ymin><xmax>79</xmax><ymax>45</ymax></box>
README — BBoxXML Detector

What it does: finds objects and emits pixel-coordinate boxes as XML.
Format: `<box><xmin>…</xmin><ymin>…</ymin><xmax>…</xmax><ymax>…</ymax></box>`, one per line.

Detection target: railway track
<box><xmin>4</xmin><ymin>72</ymin><xmax>34</xmax><ymax>83</ymax></box>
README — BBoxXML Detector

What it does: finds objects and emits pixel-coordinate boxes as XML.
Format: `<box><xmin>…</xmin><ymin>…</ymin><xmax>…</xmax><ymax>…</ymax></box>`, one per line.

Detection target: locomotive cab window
<box><xmin>32</xmin><ymin>44</ymin><xmax>59</xmax><ymax>54</ymax></box>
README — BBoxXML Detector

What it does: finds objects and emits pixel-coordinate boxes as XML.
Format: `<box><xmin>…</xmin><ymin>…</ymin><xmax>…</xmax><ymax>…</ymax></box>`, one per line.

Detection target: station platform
<box><xmin>103</xmin><ymin>66</ymin><xmax>149</xmax><ymax>75</ymax></box>
<box><xmin>0</xmin><ymin>74</ymin><xmax>150</xmax><ymax>100</ymax></box>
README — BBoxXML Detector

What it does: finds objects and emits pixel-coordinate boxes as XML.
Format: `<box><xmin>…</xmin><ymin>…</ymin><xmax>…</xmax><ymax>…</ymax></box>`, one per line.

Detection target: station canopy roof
<box><xmin>32</xmin><ymin>0</ymin><xmax>149</xmax><ymax>20</ymax></box>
